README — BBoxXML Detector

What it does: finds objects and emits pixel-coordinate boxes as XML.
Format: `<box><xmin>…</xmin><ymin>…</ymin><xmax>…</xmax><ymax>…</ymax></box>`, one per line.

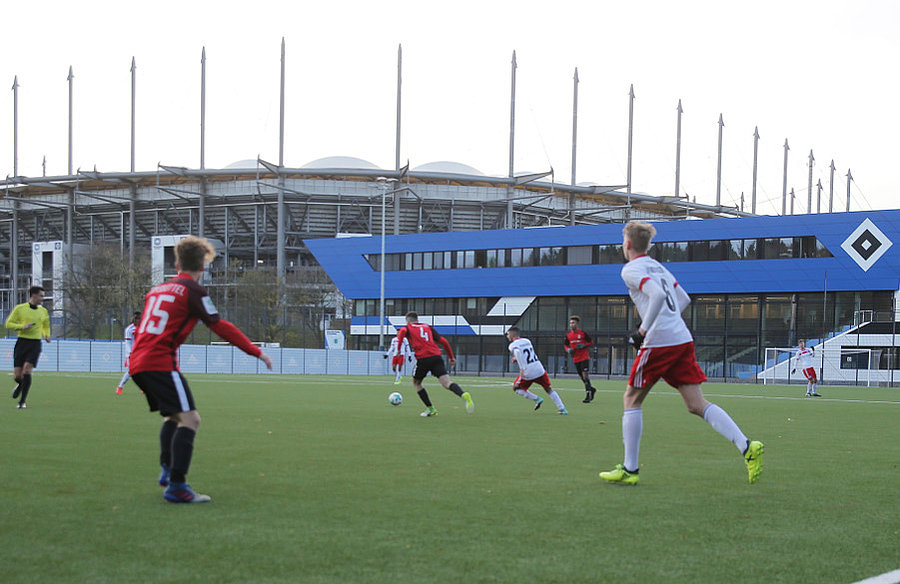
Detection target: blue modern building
<box><xmin>306</xmin><ymin>210</ymin><xmax>900</xmax><ymax>379</ymax></box>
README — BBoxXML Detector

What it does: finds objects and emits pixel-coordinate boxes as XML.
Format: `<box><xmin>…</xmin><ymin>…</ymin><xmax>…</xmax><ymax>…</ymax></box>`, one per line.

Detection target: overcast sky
<box><xmin>2</xmin><ymin>0</ymin><xmax>897</xmax><ymax>215</ymax></box>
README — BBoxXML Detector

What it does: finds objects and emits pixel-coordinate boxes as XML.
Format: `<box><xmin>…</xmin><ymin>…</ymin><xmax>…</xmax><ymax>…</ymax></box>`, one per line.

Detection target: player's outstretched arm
<box><xmin>438</xmin><ymin>336</ymin><xmax>456</xmax><ymax>366</ymax></box>
<box><xmin>259</xmin><ymin>352</ymin><xmax>273</xmax><ymax>370</ymax></box>
<box><xmin>208</xmin><ymin>319</ymin><xmax>263</xmax><ymax>358</ymax></box>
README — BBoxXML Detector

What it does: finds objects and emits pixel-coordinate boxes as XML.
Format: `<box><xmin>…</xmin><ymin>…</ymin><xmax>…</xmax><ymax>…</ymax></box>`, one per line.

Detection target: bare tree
<box><xmin>61</xmin><ymin>244</ymin><xmax>151</xmax><ymax>339</ymax></box>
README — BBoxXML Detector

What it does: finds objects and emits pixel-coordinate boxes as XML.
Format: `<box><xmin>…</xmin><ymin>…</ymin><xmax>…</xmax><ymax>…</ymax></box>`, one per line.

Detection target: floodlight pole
<box><xmin>377</xmin><ymin>177</ymin><xmax>389</xmax><ymax>351</ymax></box>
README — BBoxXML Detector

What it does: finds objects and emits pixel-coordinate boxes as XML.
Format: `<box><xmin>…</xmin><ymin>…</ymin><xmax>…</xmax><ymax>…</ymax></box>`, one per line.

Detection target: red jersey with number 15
<box><xmin>396</xmin><ymin>322</ymin><xmax>454</xmax><ymax>360</ymax></box>
<box><xmin>129</xmin><ymin>273</ymin><xmax>261</xmax><ymax>374</ymax></box>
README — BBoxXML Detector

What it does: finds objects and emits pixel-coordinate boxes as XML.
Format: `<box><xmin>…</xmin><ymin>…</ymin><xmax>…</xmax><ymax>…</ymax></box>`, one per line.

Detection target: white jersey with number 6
<box><xmin>621</xmin><ymin>255</ymin><xmax>693</xmax><ymax>348</ymax></box>
<box><xmin>508</xmin><ymin>337</ymin><xmax>546</xmax><ymax>380</ymax></box>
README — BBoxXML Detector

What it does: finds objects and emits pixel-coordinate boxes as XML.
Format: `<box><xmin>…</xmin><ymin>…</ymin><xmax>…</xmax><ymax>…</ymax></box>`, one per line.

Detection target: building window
<box><xmin>364</xmin><ymin>235</ymin><xmax>832</xmax><ymax>272</ymax></box>
<box><xmin>539</xmin><ymin>247</ymin><xmax>564</xmax><ymax>266</ymax></box>
<box><xmin>567</xmin><ymin>245</ymin><xmax>593</xmax><ymax>265</ymax></box>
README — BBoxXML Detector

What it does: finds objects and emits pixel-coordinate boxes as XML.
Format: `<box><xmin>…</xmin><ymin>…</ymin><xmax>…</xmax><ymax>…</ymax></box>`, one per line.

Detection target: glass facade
<box><xmin>364</xmin><ymin>236</ymin><xmax>833</xmax><ymax>271</ymax></box>
<box><xmin>352</xmin><ymin>290</ymin><xmax>894</xmax><ymax>380</ymax></box>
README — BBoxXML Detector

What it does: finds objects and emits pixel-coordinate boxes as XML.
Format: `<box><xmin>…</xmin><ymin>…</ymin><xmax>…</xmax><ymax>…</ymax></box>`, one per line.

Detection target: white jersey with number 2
<box><xmin>508</xmin><ymin>337</ymin><xmax>546</xmax><ymax>380</ymax></box>
<box><xmin>620</xmin><ymin>255</ymin><xmax>693</xmax><ymax>348</ymax></box>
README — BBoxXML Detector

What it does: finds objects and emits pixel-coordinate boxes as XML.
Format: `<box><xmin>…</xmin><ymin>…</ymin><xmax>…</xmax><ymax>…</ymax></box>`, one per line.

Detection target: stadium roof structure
<box><xmin>0</xmin><ymin>161</ymin><xmax>752</xmax><ymax>297</ymax></box>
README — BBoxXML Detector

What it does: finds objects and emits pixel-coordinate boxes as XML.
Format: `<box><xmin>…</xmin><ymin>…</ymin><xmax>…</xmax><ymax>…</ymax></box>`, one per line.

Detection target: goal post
<box><xmin>762</xmin><ymin>346</ymin><xmax>872</xmax><ymax>387</ymax></box>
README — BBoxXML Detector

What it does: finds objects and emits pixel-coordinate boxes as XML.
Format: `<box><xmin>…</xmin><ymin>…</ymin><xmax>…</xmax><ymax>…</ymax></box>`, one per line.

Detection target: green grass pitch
<box><xmin>2</xmin><ymin>372</ymin><xmax>898</xmax><ymax>584</ymax></box>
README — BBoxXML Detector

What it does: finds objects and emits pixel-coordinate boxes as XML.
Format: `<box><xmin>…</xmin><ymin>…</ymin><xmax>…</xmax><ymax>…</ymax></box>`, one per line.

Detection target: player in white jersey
<box><xmin>791</xmin><ymin>339</ymin><xmax>821</xmax><ymax>396</ymax></box>
<box><xmin>599</xmin><ymin>221</ymin><xmax>764</xmax><ymax>485</ymax></box>
<box><xmin>116</xmin><ymin>312</ymin><xmax>142</xmax><ymax>395</ymax></box>
<box><xmin>384</xmin><ymin>334</ymin><xmax>413</xmax><ymax>384</ymax></box>
<box><xmin>506</xmin><ymin>327</ymin><xmax>567</xmax><ymax>414</ymax></box>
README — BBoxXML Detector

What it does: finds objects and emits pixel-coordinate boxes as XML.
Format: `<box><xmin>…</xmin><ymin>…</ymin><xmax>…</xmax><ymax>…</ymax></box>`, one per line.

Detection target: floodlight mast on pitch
<box><xmin>376</xmin><ymin>176</ymin><xmax>397</xmax><ymax>351</ymax></box>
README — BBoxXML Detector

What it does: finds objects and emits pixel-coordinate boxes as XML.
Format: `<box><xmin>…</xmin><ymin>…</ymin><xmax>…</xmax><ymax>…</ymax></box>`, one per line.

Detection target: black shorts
<box><xmin>413</xmin><ymin>355</ymin><xmax>448</xmax><ymax>381</ymax></box>
<box><xmin>13</xmin><ymin>338</ymin><xmax>42</xmax><ymax>368</ymax></box>
<box><xmin>132</xmin><ymin>371</ymin><xmax>197</xmax><ymax>417</ymax></box>
<box><xmin>574</xmin><ymin>359</ymin><xmax>590</xmax><ymax>376</ymax></box>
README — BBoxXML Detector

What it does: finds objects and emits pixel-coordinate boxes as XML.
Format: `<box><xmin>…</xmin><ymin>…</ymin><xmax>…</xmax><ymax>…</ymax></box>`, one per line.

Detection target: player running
<box><xmin>792</xmin><ymin>339</ymin><xmax>821</xmax><ymax>397</ymax></box>
<box><xmin>507</xmin><ymin>327</ymin><xmax>567</xmax><ymax>414</ymax></box>
<box><xmin>564</xmin><ymin>316</ymin><xmax>598</xmax><ymax>403</ymax></box>
<box><xmin>129</xmin><ymin>236</ymin><xmax>273</xmax><ymax>503</ymax></box>
<box><xmin>599</xmin><ymin>221</ymin><xmax>763</xmax><ymax>485</ymax></box>
<box><xmin>384</xmin><ymin>334</ymin><xmax>413</xmax><ymax>384</ymax></box>
<box><xmin>115</xmin><ymin>311</ymin><xmax>142</xmax><ymax>395</ymax></box>
<box><xmin>5</xmin><ymin>285</ymin><xmax>51</xmax><ymax>409</ymax></box>
<box><xmin>395</xmin><ymin>311</ymin><xmax>474</xmax><ymax>417</ymax></box>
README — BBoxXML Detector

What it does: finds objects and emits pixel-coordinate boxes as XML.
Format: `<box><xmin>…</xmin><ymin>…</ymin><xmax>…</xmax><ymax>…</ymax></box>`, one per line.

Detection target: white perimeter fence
<box><xmin>0</xmin><ymin>339</ymin><xmax>408</xmax><ymax>376</ymax></box>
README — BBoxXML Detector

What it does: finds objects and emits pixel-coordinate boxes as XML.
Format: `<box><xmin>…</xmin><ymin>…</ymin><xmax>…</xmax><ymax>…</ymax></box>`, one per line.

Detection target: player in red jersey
<box><xmin>564</xmin><ymin>315</ymin><xmax>598</xmax><ymax>403</ymax></box>
<box><xmin>598</xmin><ymin>221</ymin><xmax>763</xmax><ymax>486</ymax></box>
<box><xmin>129</xmin><ymin>236</ymin><xmax>273</xmax><ymax>503</ymax></box>
<box><xmin>395</xmin><ymin>311</ymin><xmax>474</xmax><ymax>417</ymax></box>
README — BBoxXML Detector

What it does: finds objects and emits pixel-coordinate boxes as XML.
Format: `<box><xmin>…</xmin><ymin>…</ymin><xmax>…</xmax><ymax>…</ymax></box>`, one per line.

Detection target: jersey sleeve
<box><xmin>620</xmin><ymin>262</ymin><xmax>645</xmax><ymax>291</ymax></box>
<box><xmin>673</xmin><ymin>282</ymin><xmax>691</xmax><ymax>312</ymax></box>
<box><xmin>582</xmin><ymin>332</ymin><xmax>594</xmax><ymax>347</ymax></box>
<box><xmin>437</xmin><ymin>335</ymin><xmax>455</xmax><ymax>360</ymax></box>
<box><xmin>41</xmin><ymin>309</ymin><xmax>51</xmax><ymax>338</ymax></box>
<box><xmin>208</xmin><ymin>320</ymin><xmax>262</xmax><ymax>357</ymax></box>
<box><xmin>4</xmin><ymin>305</ymin><xmax>23</xmax><ymax>330</ymax></box>
<box><xmin>186</xmin><ymin>281</ymin><xmax>221</xmax><ymax>326</ymax></box>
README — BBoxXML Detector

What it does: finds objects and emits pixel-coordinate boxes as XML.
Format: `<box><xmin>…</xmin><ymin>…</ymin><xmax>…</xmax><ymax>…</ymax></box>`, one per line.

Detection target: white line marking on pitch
<box><xmin>850</xmin><ymin>568</ymin><xmax>900</xmax><ymax>584</ymax></box>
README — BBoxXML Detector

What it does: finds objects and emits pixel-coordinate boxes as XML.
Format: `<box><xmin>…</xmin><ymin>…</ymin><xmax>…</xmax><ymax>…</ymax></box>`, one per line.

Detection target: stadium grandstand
<box><xmin>0</xmin><ymin>156</ymin><xmax>750</xmax><ymax>344</ymax></box>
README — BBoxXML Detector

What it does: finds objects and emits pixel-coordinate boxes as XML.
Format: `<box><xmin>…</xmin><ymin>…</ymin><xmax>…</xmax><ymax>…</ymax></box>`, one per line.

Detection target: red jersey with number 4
<box><xmin>565</xmin><ymin>329</ymin><xmax>593</xmax><ymax>363</ymax></box>
<box><xmin>396</xmin><ymin>323</ymin><xmax>454</xmax><ymax>360</ymax></box>
<box><xmin>129</xmin><ymin>273</ymin><xmax>260</xmax><ymax>373</ymax></box>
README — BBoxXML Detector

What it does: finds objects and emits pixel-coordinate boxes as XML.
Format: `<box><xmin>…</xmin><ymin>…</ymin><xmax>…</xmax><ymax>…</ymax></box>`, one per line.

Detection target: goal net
<box><xmin>761</xmin><ymin>346</ymin><xmax>872</xmax><ymax>387</ymax></box>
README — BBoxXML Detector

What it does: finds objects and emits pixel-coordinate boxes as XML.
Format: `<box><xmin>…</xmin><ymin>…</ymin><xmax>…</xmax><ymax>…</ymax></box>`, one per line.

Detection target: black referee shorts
<box><xmin>131</xmin><ymin>371</ymin><xmax>197</xmax><ymax>417</ymax></box>
<box><xmin>13</xmin><ymin>338</ymin><xmax>42</xmax><ymax>368</ymax></box>
<box><xmin>413</xmin><ymin>355</ymin><xmax>448</xmax><ymax>381</ymax></box>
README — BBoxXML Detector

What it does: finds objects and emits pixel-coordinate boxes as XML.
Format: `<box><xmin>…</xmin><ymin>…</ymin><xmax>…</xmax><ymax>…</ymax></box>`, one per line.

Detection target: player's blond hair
<box><xmin>175</xmin><ymin>236</ymin><xmax>216</xmax><ymax>272</ymax></box>
<box><xmin>623</xmin><ymin>221</ymin><xmax>657</xmax><ymax>254</ymax></box>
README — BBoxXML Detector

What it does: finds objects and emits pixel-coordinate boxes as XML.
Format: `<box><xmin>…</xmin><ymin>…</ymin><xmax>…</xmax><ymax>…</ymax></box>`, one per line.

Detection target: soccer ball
<box><xmin>388</xmin><ymin>392</ymin><xmax>403</xmax><ymax>406</ymax></box>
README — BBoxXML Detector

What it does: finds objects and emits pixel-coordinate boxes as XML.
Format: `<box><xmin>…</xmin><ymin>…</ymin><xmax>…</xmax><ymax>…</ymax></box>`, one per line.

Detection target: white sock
<box><xmin>703</xmin><ymin>403</ymin><xmax>749</xmax><ymax>453</ymax></box>
<box><xmin>395</xmin><ymin>372</ymin><xmax>402</xmax><ymax>382</ymax></box>
<box><xmin>515</xmin><ymin>389</ymin><xmax>540</xmax><ymax>401</ymax></box>
<box><xmin>547</xmin><ymin>389</ymin><xmax>565</xmax><ymax>410</ymax></box>
<box><xmin>622</xmin><ymin>408</ymin><xmax>642</xmax><ymax>472</ymax></box>
<box><xmin>812</xmin><ymin>383</ymin><xmax>817</xmax><ymax>394</ymax></box>
<box><xmin>807</xmin><ymin>383</ymin><xmax>812</xmax><ymax>395</ymax></box>
<box><xmin>118</xmin><ymin>372</ymin><xmax>130</xmax><ymax>387</ymax></box>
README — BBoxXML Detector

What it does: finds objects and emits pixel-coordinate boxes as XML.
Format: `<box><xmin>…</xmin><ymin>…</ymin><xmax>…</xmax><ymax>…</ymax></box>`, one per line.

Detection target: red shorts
<box><xmin>801</xmin><ymin>367</ymin><xmax>817</xmax><ymax>383</ymax></box>
<box><xmin>392</xmin><ymin>355</ymin><xmax>403</xmax><ymax>367</ymax></box>
<box><xmin>628</xmin><ymin>341</ymin><xmax>707</xmax><ymax>389</ymax></box>
<box><xmin>514</xmin><ymin>372</ymin><xmax>552</xmax><ymax>391</ymax></box>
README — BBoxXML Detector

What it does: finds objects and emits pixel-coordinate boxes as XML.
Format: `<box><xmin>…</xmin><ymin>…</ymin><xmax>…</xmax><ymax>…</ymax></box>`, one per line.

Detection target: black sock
<box><xmin>448</xmin><ymin>383</ymin><xmax>464</xmax><ymax>397</ymax></box>
<box><xmin>582</xmin><ymin>378</ymin><xmax>592</xmax><ymax>391</ymax></box>
<box><xmin>417</xmin><ymin>389</ymin><xmax>433</xmax><ymax>407</ymax></box>
<box><xmin>159</xmin><ymin>420</ymin><xmax>178</xmax><ymax>468</ymax></box>
<box><xmin>169</xmin><ymin>427</ymin><xmax>196</xmax><ymax>484</ymax></box>
<box><xmin>19</xmin><ymin>374</ymin><xmax>32</xmax><ymax>403</ymax></box>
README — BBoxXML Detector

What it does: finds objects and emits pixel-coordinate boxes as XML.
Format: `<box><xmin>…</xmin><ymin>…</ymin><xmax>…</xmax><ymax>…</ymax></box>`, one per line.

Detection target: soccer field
<box><xmin>2</xmin><ymin>372</ymin><xmax>898</xmax><ymax>584</ymax></box>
